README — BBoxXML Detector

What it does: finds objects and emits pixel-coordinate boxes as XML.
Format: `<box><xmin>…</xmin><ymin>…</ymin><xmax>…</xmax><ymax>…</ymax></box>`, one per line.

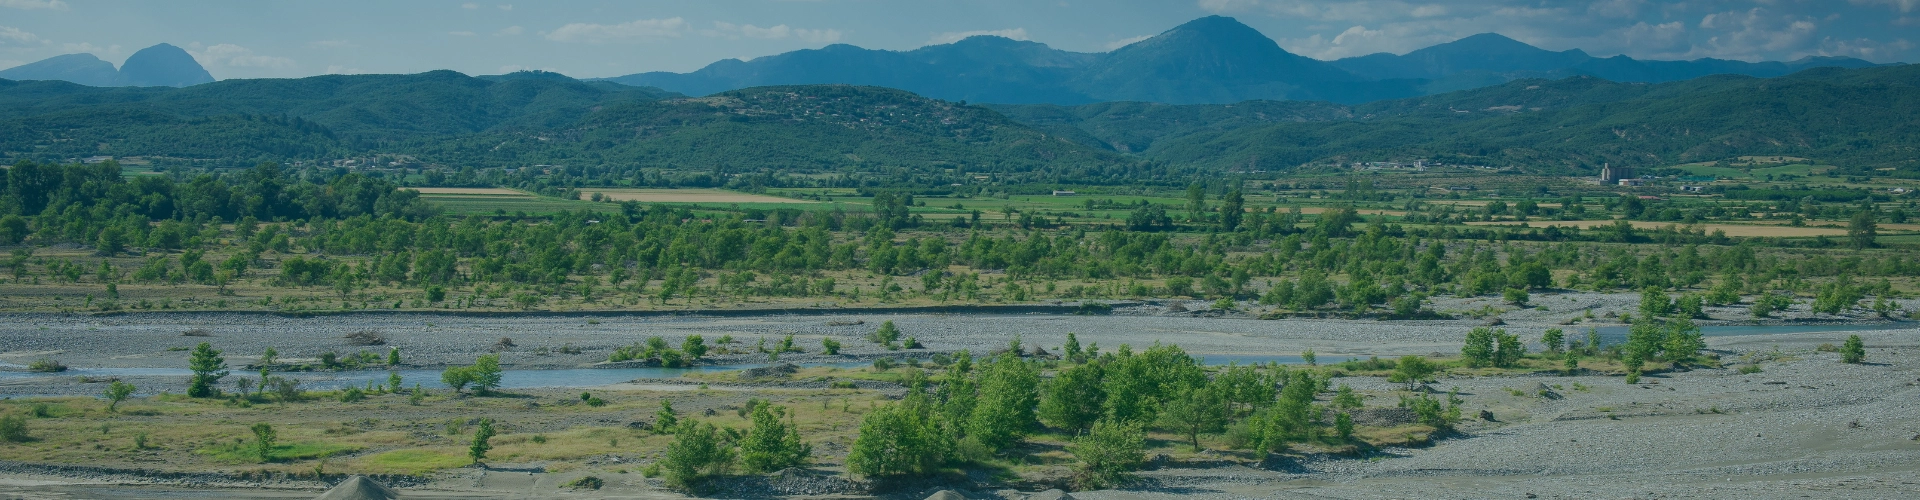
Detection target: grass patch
<box><xmin>360</xmin><ymin>449</ymin><xmax>469</xmax><ymax>474</ymax></box>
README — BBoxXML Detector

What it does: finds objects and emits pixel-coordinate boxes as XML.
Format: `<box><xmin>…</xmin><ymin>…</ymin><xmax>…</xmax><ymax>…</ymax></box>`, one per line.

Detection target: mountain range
<box><xmin>0</xmin><ymin>43</ymin><xmax>214</xmax><ymax>87</ymax></box>
<box><xmin>609</xmin><ymin>16</ymin><xmax>1887</xmax><ymax>105</ymax></box>
<box><xmin>2</xmin><ymin>63</ymin><xmax>1915</xmax><ymax>178</ymax></box>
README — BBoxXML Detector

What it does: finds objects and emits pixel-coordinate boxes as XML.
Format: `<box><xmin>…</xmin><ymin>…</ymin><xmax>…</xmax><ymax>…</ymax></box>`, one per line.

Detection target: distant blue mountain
<box><xmin>606</xmin><ymin>16</ymin><xmax>1888</xmax><ymax>105</ymax></box>
<box><xmin>0</xmin><ymin>43</ymin><xmax>214</xmax><ymax>87</ymax></box>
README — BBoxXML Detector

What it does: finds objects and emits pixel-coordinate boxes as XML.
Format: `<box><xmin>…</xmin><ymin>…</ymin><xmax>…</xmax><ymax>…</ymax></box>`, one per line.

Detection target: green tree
<box><xmin>104</xmin><ymin>381</ymin><xmax>135</xmax><ymax>412</ymax></box>
<box><xmin>656</xmin><ymin>400</ymin><xmax>679</xmax><ymax>432</ymax></box>
<box><xmin>1848</xmin><ymin>210</ymin><xmax>1878</xmax><ymax>249</ymax></box>
<box><xmin>1674</xmin><ymin>294</ymin><xmax>1705</xmax><ymax>318</ymax></box>
<box><xmin>820</xmin><ymin>337</ymin><xmax>841</xmax><ymax>355</ymax></box>
<box><xmin>387</xmin><ymin>348</ymin><xmax>401</xmax><ymax>366</ymax></box>
<box><xmin>868</xmin><ymin>320</ymin><xmax>901</xmax><ymax>345</ymax></box>
<box><xmin>1492</xmin><ymin>330</ymin><xmax>1525</xmax><ymax>368</ymax></box>
<box><xmin>1220</xmin><ymin>188</ymin><xmax>1244</xmax><ymax>231</ymax></box>
<box><xmin>682</xmin><ymin>335</ymin><xmax>708</xmax><ymax>360</ymax></box>
<box><xmin>967</xmin><ymin>351</ymin><xmax>1039</xmax><ymax>451</ymax></box>
<box><xmin>0</xmin><ymin>414</ymin><xmax>26</xmax><ymax>442</ymax></box>
<box><xmin>251</xmin><ymin>423</ymin><xmax>276</xmax><ymax>462</ymax></box>
<box><xmin>1185</xmin><ymin>182</ymin><xmax>1207</xmax><ymax>219</ymax></box>
<box><xmin>469</xmin><ymin>418</ymin><xmax>495</xmax><ymax>464</ymax></box>
<box><xmin>186</xmin><ymin>342</ymin><xmax>227</xmax><ymax>398</ymax></box>
<box><xmin>738</xmin><ymin>404</ymin><xmax>811</xmax><ymax>473</ymax></box>
<box><xmin>1038</xmin><ymin>361</ymin><xmax>1106</xmax><ymax>434</ymax></box>
<box><xmin>1461</xmin><ymin>327</ymin><xmax>1495</xmax><ymax>367</ymax></box>
<box><xmin>846</xmin><ymin>394</ymin><xmax>949</xmax><ymax>478</ymax></box>
<box><xmin>1067</xmin><ymin>418</ymin><xmax>1145</xmax><ymax>489</ymax></box>
<box><xmin>1503</xmin><ymin>288</ymin><xmax>1530</xmax><ymax>306</ymax></box>
<box><xmin>1841</xmin><ymin>335</ymin><xmax>1866</xmax><ymax>364</ymax></box>
<box><xmin>1334</xmin><ymin>412</ymin><xmax>1356</xmax><ymax>441</ymax></box>
<box><xmin>1157</xmin><ymin>384</ymin><xmax>1226</xmax><ymax>451</ymax></box>
<box><xmin>1661</xmin><ymin>320</ymin><xmax>1706</xmax><ymax>366</ymax></box>
<box><xmin>469</xmin><ymin>354</ymin><xmax>503</xmax><ymax>394</ymax></box>
<box><xmin>1639</xmin><ymin>287</ymin><xmax>1673</xmax><ymax>317</ymax></box>
<box><xmin>1388</xmin><ymin>355</ymin><xmax>1437</xmax><ymax>390</ymax></box>
<box><xmin>1540</xmin><ymin>328</ymin><xmax>1565</xmax><ymax>354</ymax></box>
<box><xmin>441</xmin><ymin>367</ymin><xmax>475</xmax><ymax>394</ymax></box>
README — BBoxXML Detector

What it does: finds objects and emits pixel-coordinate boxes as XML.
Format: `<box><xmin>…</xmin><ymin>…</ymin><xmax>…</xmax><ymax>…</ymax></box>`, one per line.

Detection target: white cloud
<box><xmin>1849</xmin><ymin>0</ymin><xmax>1918</xmax><ymax>13</ymax></box>
<box><xmin>449</xmin><ymin>31</ymin><xmax>477</xmax><ymax>36</ymax></box>
<box><xmin>706</xmin><ymin>22</ymin><xmax>843</xmax><ymax>43</ymax></box>
<box><xmin>461</xmin><ymin>2</ymin><xmax>477</xmax><ymax>9</ymax></box>
<box><xmin>323</xmin><ymin>65</ymin><xmax>368</xmax><ymax>75</ymax></box>
<box><xmin>0</xmin><ymin>0</ymin><xmax>67</xmax><ymax>10</ymax></box>
<box><xmin>1105</xmin><ymin>35</ymin><xmax>1152</xmax><ymax>50</ymax></box>
<box><xmin>925</xmin><ymin>28</ymin><xmax>1029</xmax><ymax>46</ymax></box>
<box><xmin>545</xmin><ymin>18</ymin><xmax>690</xmax><ymax>43</ymax></box>
<box><xmin>0</xmin><ymin>25</ymin><xmax>42</xmax><ymax>46</ymax></box>
<box><xmin>59</xmin><ymin>42</ymin><xmax>116</xmax><ymax>54</ymax></box>
<box><xmin>1693</xmin><ymin>8</ymin><xmax>1820</xmax><ymax>61</ymax></box>
<box><xmin>191</xmin><ymin>43</ymin><xmax>296</xmax><ymax>69</ymax></box>
<box><xmin>494</xmin><ymin>25</ymin><xmax>524</xmax><ymax>36</ymax></box>
<box><xmin>307</xmin><ymin>39</ymin><xmax>357</xmax><ymax>48</ymax></box>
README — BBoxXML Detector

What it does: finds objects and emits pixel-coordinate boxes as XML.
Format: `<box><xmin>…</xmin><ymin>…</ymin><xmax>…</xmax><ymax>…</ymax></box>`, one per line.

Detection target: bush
<box><xmin>26</xmin><ymin>358</ymin><xmax>66</xmax><ymax>373</ymax></box>
<box><xmin>867</xmin><ymin>321</ymin><xmax>901</xmax><ymax>345</ymax></box>
<box><xmin>339</xmin><ymin>387</ymin><xmax>365</xmax><ymax>403</ymax></box>
<box><xmin>186</xmin><ymin>342</ymin><xmax>227</xmax><ymax>398</ymax></box>
<box><xmin>846</xmin><ymin>395</ymin><xmax>949</xmax><ymax>478</ymax></box>
<box><xmin>1068</xmin><ymin>419</ymin><xmax>1145</xmax><ymax>490</ymax></box>
<box><xmin>104</xmin><ymin>381</ymin><xmax>136</xmax><ymax>412</ymax></box>
<box><xmin>1503</xmin><ymin>288</ymin><xmax>1529</xmax><ymax>306</ymax></box>
<box><xmin>251</xmin><ymin>423</ymin><xmax>276</xmax><ymax>462</ymax></box>
<box><xmin>738</xmin><ymin>404</ymin><xmax>811</xmax><ymax>473</ymax></box>
<box><xmin>344</xmin><ymin>330</ymin><xmax>386</xmax><ymax>346</ymax></box>
<box><xmin>1841</xmin><ymin>335</ymin><xmax>1866</xmax><ymax>364</ymax></box>
<box><xmin>820</xmin><ymin>338</ymin><xmax>842</xmax><ymax>355</ymax></box>
<box><xmin>0</xmin><ymin>414</ymin><xmax>25</xmax><ymax>442</ymax></box>
<box><xmin>660</xmin><ymin>420</ymin><xmax>734</xmax><ymax>488</ymax></box>
<box><xmin>566</xmin><ymin>476</ymin><xmax>603</xmax><ymax>490</ymax></box>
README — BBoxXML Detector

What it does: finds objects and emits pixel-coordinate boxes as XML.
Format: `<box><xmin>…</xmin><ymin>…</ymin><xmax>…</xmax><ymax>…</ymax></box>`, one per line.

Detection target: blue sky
<box><xmin>1</xmin><ymin>0</ymin><xmax>1913</xmax><ymax>80</ymax></box>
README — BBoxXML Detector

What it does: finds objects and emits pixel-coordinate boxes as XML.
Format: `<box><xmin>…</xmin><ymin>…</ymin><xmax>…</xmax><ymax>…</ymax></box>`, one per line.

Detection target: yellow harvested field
<box><xmin>409</xmin><ymin>187</ymin><xmax>530</xmax><ymax>196</ymax></box>
<box><xmin>1465</xmin><ymin>220</ymin><xmax>1852</xmax><ymax>237</ymax></box>
<box><xmin>590</xmin><ymin>189</ymin><xmax>817</xmax><ymax>204</ymax></box>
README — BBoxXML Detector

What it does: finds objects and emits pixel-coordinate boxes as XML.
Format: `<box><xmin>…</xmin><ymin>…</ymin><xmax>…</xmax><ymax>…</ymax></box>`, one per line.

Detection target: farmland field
<box><xmin>586</xmin><ymin>188</ymin><xmax>818</xmax><ymax>204</ymax></box>
<box><xmin>1464</xmin><ymin>220</ymin><xmax>1860</xmax><ymax>237</ymax></box>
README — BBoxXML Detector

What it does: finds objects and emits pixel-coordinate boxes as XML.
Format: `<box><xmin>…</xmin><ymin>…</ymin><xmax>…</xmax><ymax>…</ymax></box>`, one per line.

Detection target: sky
<box><xmin>1</xmin><ymin>0</ymin><xmax>1913</xmax><ymax>80</ymax></box>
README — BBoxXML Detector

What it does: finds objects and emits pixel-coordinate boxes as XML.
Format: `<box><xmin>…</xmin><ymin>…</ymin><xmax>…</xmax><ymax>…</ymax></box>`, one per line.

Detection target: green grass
<box><xmin>362</xmin><ymin>449</ymin><xmax>470</xmax><ymax>473</ymax></box>
<box><xmin>196</xmin><ymin>441</ymin><xmax>360</xmax><ymax>463</ymax></box>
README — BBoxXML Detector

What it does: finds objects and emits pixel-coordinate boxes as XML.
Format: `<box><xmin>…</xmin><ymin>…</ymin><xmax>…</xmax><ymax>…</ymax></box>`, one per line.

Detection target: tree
<box><xmin>1540</xmin><ymin>328</ymin><xmax>1565</xmax><ymax>354</ymax></box>
<box><xmin>1185</xmin><ymin>182</ymin><xmax>1207</xmax><ymax>219</ymax></box>
<box><xmin>1661</xmin><ymin>320</ymin><xmax>1706</xmax><ymax>366</ymax></box>
<box><xmin>387</xmin><ymin>348</ymin><xmax>401</xmax><ymax>366</ymax></box>
<box><xmin>1461</xmin><ymin>327</ymin><xmax>1495</xmax><ymax>367</ymax></box>
<box><xmin>1504</xmin><ymin>288</ymin><xmax>1530</xmax><ymax>306</ymax></box>
<box><xmin>1388</xmin><ymin>355</ymin><xmax>1437</xmax><ymax>391</ymax></box>
<box><xmin>661</xmin><ymin>420</ymin><xmax>736</xmax><ymax>487</ymax></box>
<box><xmin>868</xmin><ymin>320</ymin><xmax>901</xmax><ymax>345</ymax></box>
<box><xmin>847</xmin><ymin>394</ymin><xmax>950</xmax><ymax>478</ymax></box>
<box><xmin>1674</xmin><ymin>294</ymin><xmax>1705</xmax><ymax>318</ymax></box>
<box><xmin>1639</xmin><ymin>288</ymin><xmax>1673</xmax><ymax>317</ymax></box>
<box><xmin>738</xmin><ymin>404</ymin><xmax>811</xmax><ymax>473</ymax></box>
<box><xmin>967</xmin><ymin>351</ymin><xmax>1039</xmax><ymax>451</ymax></box>
<box><xmin>441</xmin><ymin>366</ymin><xmax>475</xmax><ymax>393</ymax></box>
<box><xmin>1220</xmin><ymin>189</ymin><xmax>1244</xmax><ymax>231</ymax></box>
<box><xmin>1157</xmin><ymin>385</ymin><xmax>1226</xmax><ymax>451</ymax></box>
<box><xmin>469</xmin><ymin>354</ymin><xmax>503</xmax><ymax>394</ymax></box>
<box><xmin>104</xmin><ymin>381</ymin><xmax>135</xmax><ymax>412</ymax></box>
<box><xmin>0</xmin><ymin>414</ymin><xmax>25</xmax><ymax>442</ymax></box>
<box><xmin>251</xmin><ymin>423</ymin><xmax>276</xmax><ymax>462</ymax></box>
<box><xmin>469</xmin><ymin>418</ymin><xmax>495</xmax><ymax>464</ymax></box>
<box><xmin>820</xmin><ymin>338</ymin><xmax>841</xmax><ymax>355</ymax></box>
<box><xmin>1038</xmin><ymin>361</ymin><xmax>1106</xmax><ymax>434</ymax></box>
<box><xmin>1492</xmin><ymin>330</ymin><xmax>1525</xmax><ymax>368</ymax></box>
<box><xmin>1841</xmin><ymin>335</ymin><xmax>1866</xmax><ymax>364</ymax></box>
<box><xmin>682</xmin><ymin>335</ymin><xmax>708</xmax><ymax>360</ymax></box>
<box><xmin>1067</xmin><ymin>418</ymin><xmax>1145</xmax><ymax>489</ymax></box>
<box><xmin>187</xmin><ymin>342</ymin><xmax>227</xmax><ymax>398</ymax></box>
<box><xmin>1849</xmin><ymin>210</ymin><xmax>1878</xmax><ymax>249</ymax></box>
<box><xmin>656</xmin><ymin>400</ymin><xmax>679</xmax><ymax>432</ymax></box>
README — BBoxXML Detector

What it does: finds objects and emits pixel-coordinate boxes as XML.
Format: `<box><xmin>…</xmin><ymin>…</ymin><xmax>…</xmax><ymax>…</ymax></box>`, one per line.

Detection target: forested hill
<box><xmin>0</xmin><ymin>72</ymin><xmax>1132</xmax><ymax>178</ymax></box>
<box><xmin>992</xmin><ymin>64</ymin><xmax>1920</xmax><ymax>174</ymax></box>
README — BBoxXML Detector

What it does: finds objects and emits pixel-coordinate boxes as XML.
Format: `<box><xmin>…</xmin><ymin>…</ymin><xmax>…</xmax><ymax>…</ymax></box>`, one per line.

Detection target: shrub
<box><xmin>1503</xmin><ymin>288</ymin><xmax>1529</xmax><ymax>306</ymax></box>
<box><xmin>820</xmin><ymin>338</ymin><xmax>842</xmax><ymax>355</ymax></box>
<box><xmin>344</xmin><ymin>330</ymin><xmax>386</xmax><ymax>346</ymax></box>
<box><xmin>469</xmin><ymin>418</ymin><xmax>495</xmax><ymax>464</ymax></box>
<box><xmin>1737</xmin><ymin>364</ymin><xmax>1763</xmax><ymax>374</ymax></box>
<box><xmin>251</xmin><ymin>423</ymin><xmax>276</xmax><ymax>462</ymax></box>
<box><xmin>26</xmin><ymin>358</ymin><xmax>65</xmax><ymax>373</ymax></box>
<box><xmin>1841</xmin><ymin>335</ymin><xmax>1866</xmax><ymax>364</ymax></box>
<box><xmin>1461</xmin><ymin>327</ymin><xmax>1495</xmax><ymax>367</ymax></box>
<box><xmin>846</xmin><ymin>395</ymin><xmax>949</xmax><ymax>478</ymax></box>
<box><xmin>104</xmin><ymin>381</ymin><xmax>136</xmax><ymax>412</ymax></box>
<box><xmin>339</xmin><ymin>387</ymin><xmax>365</xmax><ymax>403</ymax></box>
<box><xmin>738</xmin><ymin>404</ymin><xmax>810</xmax><ymax>473</ymax></box>
<box><xmin>867</xmin><ymin>321</ymin><xmax>901</xmax><ymax>345</ymax></box>
<box><xmin>186</xmin><ymin>342</ymin><xmax>227</xmax><ymax>398</ymax></box>
<box><xmin>1388</xmin><ymin>355</ymin><xmax>1437</xmax><ymax>391</ymax></box>
<box><xmin>566</xmin><ymin>476</ymin><xmax>603</xmax><ymax>490</ymax></box>
<box><xmin>0</xmin><ymin>414</ymin><xmax>25</xmax><ymax>442</ymax></box>
<box><xmin>660</xmin><ymin>420</ymin><xmax>734</xmax><ymax>488</ymax></box>
<box><xmin>1068</xmin><ymin>419</ymin><xmax>1145</xmax><ymax>490</ymax></box>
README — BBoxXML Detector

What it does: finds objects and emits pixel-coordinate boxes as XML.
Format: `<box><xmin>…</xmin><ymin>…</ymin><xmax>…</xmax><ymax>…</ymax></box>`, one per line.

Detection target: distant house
<box><xmin>81</xmin><ymin>156</ymin><xmax>113</xmax><ymax>164</ymax></box>
<box><xmin>1052</xmin><ymin>190</ymin><xmax>1077</xmax><ymax>196</ymax></box>
<box><xmin>1599</xmin><ymin>163</ymin><xmax>1635</xmax><ymax>183</ymax></box>
<box><xmin>1618</xmin><ymin>179</ymin><xmax>1646</xmax><ymax>187</ymax></box>
<box><xmin>1680</xmin><ymin>185</ymin><xmax>1704</xmax><ymax>192</ymax></box>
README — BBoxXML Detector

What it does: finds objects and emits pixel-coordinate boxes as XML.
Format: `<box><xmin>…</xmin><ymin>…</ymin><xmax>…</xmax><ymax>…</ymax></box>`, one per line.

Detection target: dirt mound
<box><xmin>314</xmin><ymin>475</ymin><xmax>399</xmax><ymax>500</ymax></box>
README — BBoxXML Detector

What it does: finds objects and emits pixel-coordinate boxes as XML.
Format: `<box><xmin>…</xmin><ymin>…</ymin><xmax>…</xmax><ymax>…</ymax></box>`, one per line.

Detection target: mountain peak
<box><xmin>0</xmin><ymin>53</ymin><xmax>120</xmax><ymax>86</ymax></box>
<box><xmin>119</xmin><ymin>43</ymin><xmax>214</xmax><ymax>87</ymax></box>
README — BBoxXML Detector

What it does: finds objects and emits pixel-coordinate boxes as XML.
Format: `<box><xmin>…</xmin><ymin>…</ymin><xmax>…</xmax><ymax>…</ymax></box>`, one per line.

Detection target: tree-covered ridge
<box><xmin>996</xmin><ymin>65</ymin><xmax>1920</xmax><ymax>174</ymax></box>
